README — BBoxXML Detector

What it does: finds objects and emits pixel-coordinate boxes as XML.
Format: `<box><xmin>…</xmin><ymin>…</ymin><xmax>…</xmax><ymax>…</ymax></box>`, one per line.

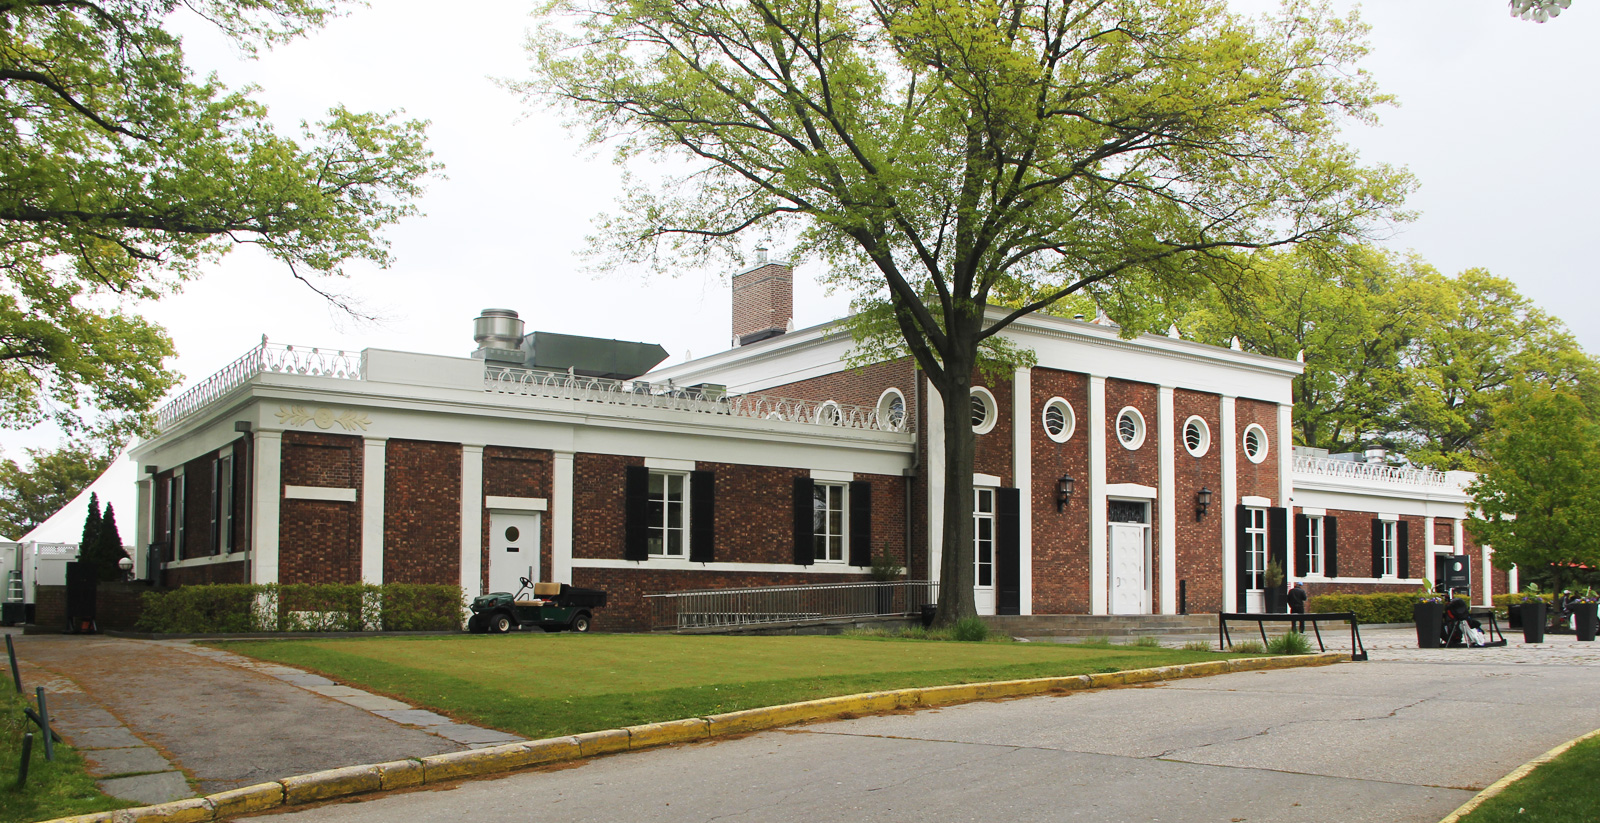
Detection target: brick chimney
<box><xmin>731</xmin><ymin>246</ymin><xmax>793</xmax><ymax>346</ymax></box>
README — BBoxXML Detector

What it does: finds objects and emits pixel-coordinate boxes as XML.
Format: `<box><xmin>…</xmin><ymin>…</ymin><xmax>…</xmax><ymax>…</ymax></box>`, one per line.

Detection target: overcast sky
<box><xmin>5</xmin><ymin>0</ymin><xmax>1597</xmax><ymax>457</ymax></box>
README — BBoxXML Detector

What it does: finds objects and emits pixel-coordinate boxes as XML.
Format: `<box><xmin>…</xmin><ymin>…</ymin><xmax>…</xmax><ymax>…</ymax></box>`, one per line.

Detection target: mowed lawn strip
<box><xmin>1455</xmin><ymin>734</ymin><xmax>1600</xmax><ymax>823</ymax></box>
<box><xmin>212</xmin><ymin>634</ymin><xmax>1242</xmax><ymax>741</ymax></box>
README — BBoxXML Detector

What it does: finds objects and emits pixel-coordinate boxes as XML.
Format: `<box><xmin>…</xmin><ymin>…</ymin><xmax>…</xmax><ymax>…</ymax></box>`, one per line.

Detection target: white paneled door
<box><xmin>489</xmin><ymin>511</ymin><xmax>541</xmax><ymax>595</ymax></box>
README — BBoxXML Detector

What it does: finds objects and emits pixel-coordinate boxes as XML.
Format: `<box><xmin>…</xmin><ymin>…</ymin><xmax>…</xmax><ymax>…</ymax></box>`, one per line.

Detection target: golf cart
<box><xmin>468</xmin><ymin>576</ymin><xmax>607</xmax><ymax>633</ymax></box>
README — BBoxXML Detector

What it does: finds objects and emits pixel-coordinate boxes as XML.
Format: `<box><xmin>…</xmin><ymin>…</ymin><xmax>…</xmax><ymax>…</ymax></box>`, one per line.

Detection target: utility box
<box><xmin>1434</xmin><ymin>554</ymin><xmax>1471</xmax><ymax>593</ymax></box>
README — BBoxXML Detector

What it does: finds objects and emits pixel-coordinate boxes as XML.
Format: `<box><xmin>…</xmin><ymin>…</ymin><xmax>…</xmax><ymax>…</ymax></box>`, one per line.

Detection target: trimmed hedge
<box><xmin>1305</xmin><ymin>591</ymin><xmax>1439</xmax><ymax>624</ymax></box>
<box><xmin>1492</xmin><ymin>592</ymin><xmax>1555</xmax><ymax>615</ymax></box>
<box><xmin>136</xmin><ymin>583</ymin><xmax>463</xmax><ymax>634</ymax></box>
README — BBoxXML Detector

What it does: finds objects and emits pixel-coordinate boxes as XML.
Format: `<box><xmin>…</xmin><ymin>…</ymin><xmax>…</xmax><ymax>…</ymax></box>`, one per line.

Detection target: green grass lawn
<box><xmin>212</xmin><ymin>634</ymin><xmax>1241</xmax><ymax>741</ymax></box>
<box><xmin>0</xmin><ymin>687</ymin><xmax>132</xmax><ymax>823</ymax></box>
<box><xmin>1456</xmin><ymin>735</ymin><xmax>1600</xmax><ymax>823</ymax></box>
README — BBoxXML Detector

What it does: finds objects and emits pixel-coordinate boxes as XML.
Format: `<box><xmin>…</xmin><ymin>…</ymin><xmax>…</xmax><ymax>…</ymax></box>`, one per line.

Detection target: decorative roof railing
<box><xmin>485</xmin><ymin>367</ymin><xmax>909</xmax><ymax>433</ymax></box>
<box><xmin>155</xmin><ymin>340</ymin><xmax>362</xmax><ymax>430</ymax></box>
<box><xmin>1292</xmin><ymin>454</ymin><xmax>1457</xmax><ymax>489</ymax></box>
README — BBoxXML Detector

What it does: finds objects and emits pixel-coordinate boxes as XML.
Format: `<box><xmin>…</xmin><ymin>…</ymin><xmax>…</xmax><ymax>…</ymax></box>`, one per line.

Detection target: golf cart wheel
<box><xmin>491</xmin><ymin>613</ymin><xmax>514</xmax><ymax>634</ymax></box>
<box><xmin>467</xmin><ymin>614</ymin><xmax>486</xmax><ymax>634</ymax></box>
<box><xmin>570</xmin><ymin>611</ymin><xmax>592</xmax><ymax>633</ymax></box>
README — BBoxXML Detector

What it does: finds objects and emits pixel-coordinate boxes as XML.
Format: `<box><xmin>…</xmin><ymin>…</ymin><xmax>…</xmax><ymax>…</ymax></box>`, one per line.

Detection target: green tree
<box><xmin>1</xmin><ymin>0</ymin><xmax>437</xmax><ymax>439</ymax></box>
<box><xmin>0</xmin><ymin>441</ymin><xmax>112</xmax><ymax>538</ymax></box>
<box><xmin>1469</xmin><ymin>386</ymin><xmax>1600</xmax><ymax>592</ymax></box>
<box><xmin>527</xmin><ymin>0</ymin><xmax>1409</xmax><ymax>621</ymax></box>
<box><xmin>87</xmin><ymin>501</ymin><xmax>128</xmax><ymax>582</ymax></box>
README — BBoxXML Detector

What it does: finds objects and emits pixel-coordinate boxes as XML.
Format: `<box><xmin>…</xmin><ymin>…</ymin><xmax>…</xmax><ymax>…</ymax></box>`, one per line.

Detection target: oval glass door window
<box><xmin>504</xmin><ymin>525</ymin><xmax>520</xmax><ymax>550</ymax></box>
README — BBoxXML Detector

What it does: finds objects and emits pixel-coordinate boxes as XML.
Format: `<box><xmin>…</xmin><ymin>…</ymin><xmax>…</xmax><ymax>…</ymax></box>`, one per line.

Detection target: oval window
<box><xmin>504</xmin><ymin>526</ymin><xmax>520</xmax><ymax>542</ymax></box>
<box><xmin>1041</xmin><ymin>397</ymin><xmax>1075</xmax><ymax>443</ymax></box>
<box><xmin>1183</xmin><ymin>416</ymin><xmax>1210</xmax><ymax>457</ymax></box>
<box><xmin>1116</xmin><ymin>407</ymin><xmax>1146</xmax><ymax>450</ymax></box>
<box><xmin>970</xmin><ymin>387</ymin><xmax>998</xmax><ymax>435</ymax></box>
<box><xmin>1243</xmin><ymin>423</ymin><xmax>1269</xmax><ymax>463</ymax></box>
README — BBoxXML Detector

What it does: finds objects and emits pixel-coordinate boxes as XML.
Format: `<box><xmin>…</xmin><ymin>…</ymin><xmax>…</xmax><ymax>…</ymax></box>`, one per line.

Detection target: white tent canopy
<box><xmin>19</xmin><ymin>452</ymin><xmax>139</xmax><ymax>545</ymax></box>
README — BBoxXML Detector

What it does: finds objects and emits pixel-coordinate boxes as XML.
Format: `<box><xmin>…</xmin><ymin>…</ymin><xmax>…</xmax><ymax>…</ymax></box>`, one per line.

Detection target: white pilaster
<box><xmin>1089</xmin><ymin>375</ymin><xmax>1108</xmax><ymax>615</ymax></box>
<box><xmin>361</xmin><ymin>438</ymin><xmax>386</xmax><ymax>585</ymax></box>
<box><xmin>1508</xmin><ymin>559</ymin><xmax>1518</xmax><ymax>595</ymax></box>
<box><xmin>1482</xmin><ymin>545</ymin><xmax>1494</xmax><ymax>606</ymax></box>
<box><xmin>460</xmin><ymin>445</ymin><xmax>484</xmax><ymax>597</ymax></box>
<box><xmin>1013</xmin><ymin>368</ymin><xmax>1033</xmax><ymax>615</ymax></box>
<box><xmin>927</xmin><ymin>382</ymin><xmax>946</xmax><ymax>585</ymax></box>
<box><xmin>252</xmin><ymin>431</ymin><xmax>282</xmax><ymax>585</ymax></box>
<box><xmin>1219</xmin><ymin>396</ymin><xmax>1238</xmax><ymax>612</ymax></box>
<box><xmin>553</xmin><ymin>451</ymin><xmax>575</xmax><ymax>585</ymax></box>
<box><xmin>1158</xmin><ymin>386</ymin><xmax>1176</xmax><ymax>614</ymax></box>
<box><xmin>136</xmin><ymin>476</ymin><xmax>152</xmax><ymax>580</ymax></box>
<box><xmin>1424</xmin><ymin>518</ymin><xmax>1436</xmax><ymax>576</ymax></box>
<box><xmin>1454</xmin><ymin>519</ymin><xmax>1465</xmax><ymax>555</ymax></box>
<box><xmin>1277</xmin><ymin>403</ymin><xmax>1294</xmax><ymax>575</ymax></box>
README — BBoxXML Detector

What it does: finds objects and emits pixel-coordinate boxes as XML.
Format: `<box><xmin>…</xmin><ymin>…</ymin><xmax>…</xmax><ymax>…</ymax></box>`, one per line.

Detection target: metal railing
<box><xmin>1292</xmin><ymin>454</ymin><xmax>1455</xmax><ymax>488</ymax></box>
<box><xmin>155</xmin><ymin>340</ymin><xmax>362</xmax><ymax>430</ymax></box>
<box><xmin>644</xmin><ymin>580</ymin><xmax>939</xmax><ymax>631</ymax></box>
<box><xmin>486</xmin><ymin>366</ymin><xmax>909</xmax><ymax>433</ymax></box>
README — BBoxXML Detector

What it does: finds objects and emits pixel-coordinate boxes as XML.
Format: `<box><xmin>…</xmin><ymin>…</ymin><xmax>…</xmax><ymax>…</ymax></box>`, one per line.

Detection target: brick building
<box><xmin>128</xmin><ymin>257</ymin><xmax>1496</xmax><ymax>629</ymax></box>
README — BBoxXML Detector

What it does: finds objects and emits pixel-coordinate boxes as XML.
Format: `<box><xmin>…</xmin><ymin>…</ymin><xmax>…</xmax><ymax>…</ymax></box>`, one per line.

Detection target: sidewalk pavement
<box><xmin>5</xmin><ymin>630</ymin><xmax>523</xmax><ymax>802</ymax></box>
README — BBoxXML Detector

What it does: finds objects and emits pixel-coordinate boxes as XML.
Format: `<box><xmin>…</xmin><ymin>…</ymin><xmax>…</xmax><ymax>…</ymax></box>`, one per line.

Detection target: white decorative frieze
<box><xmin>276</xmin><ymin>405</ymin><xmax>372</xmax><ymax>432</ymax></box>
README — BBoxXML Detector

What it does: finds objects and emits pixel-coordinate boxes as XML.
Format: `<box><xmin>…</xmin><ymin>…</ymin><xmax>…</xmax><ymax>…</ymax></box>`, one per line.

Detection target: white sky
<box><xmin>4</xmin><ymin>0</ymin><xmax>1596</xmax><ymax>456</ymax></box>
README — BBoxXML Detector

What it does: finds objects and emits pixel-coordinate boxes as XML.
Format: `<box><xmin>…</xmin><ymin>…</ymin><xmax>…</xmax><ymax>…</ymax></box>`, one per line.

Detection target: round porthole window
<box><xmin>1243</xmin><ymin>423</ymin><xmax>1269</xmax><ymax>463</ymax></box>
<box><xmin>1183</xmin><ymin>416</ymin><xmax>1210</xmax><ymax>457</ymax></box>
<box><xmin>877</xmin><ymin>388</ymin><xmax>907</xmax><ymax>431</ymax></box>
<box><xmin>1042</xmin><ymin>397</ymin><xmax>1075</xmax><ymax>443</ymax></box>
<box><xmin>504</xmin><ymin>526</ymin><xmax>520</xmax><ymax>542</ymax></box>
<box><xmin>970</xmin><ymin>387</ymin><xmax>997</xmax><ymax>435</ymax></box>
<box><xmin>1116</xmin><ymin>407</ymin><xmax>1146</xmax><ymax>450</ymax></box>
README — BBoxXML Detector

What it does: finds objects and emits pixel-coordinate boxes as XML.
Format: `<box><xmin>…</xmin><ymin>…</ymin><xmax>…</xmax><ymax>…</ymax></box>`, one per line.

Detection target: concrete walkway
<box><xmin>5</xmin><ymin>630</ymin><xmax>522</xmax><ymax>802</ymax></box>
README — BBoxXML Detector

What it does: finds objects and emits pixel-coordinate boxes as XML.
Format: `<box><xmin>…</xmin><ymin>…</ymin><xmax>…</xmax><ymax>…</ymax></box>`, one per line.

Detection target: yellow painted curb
<box><xmin>38</xmin><ymin>651</ymin><xmax>1340</xmax><ymax>823</ymax></box>
<box><xmin>1437</xmin><ymin>727</ymin><xmax>1600</xmax><ymax>823</ymax></box>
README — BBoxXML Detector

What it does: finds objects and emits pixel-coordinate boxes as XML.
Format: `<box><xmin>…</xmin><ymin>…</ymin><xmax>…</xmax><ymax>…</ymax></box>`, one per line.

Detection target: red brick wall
<box><xmin>731</xmin><ymin>262</ymin><xmax>794</xmax><ymax>341</ymax></box>
<box><xmin>280</xmin><ymin>432</ymin><xmax>363</xmax><ymax>584</ymax></box>
<box><xmin>384</xmin><ymin>439</ymin><xmax>462</xmax><ymax>585</ymax></box>
<box><xmin>756</xmin><ymin>357</ymin><xmax>919</xmax><ymax>427</ymax></box>
<box><xmin>181</xmin><ymin>455</ymin><xmax>212</xmax><ymax>559</ymax></box>
<box><xmin>481</xmin><ymin>447</ymin><xmax>553</xmax><ymax>587</ymax></box>
<box><xmin>1104</xmin><ymin>379</ymin><xmax>1161</xmax><ymax>610</ymax></box>
<box><xmin>972</xmin><ymin>372</ymin><xmax>1013</xmax><ymax>485</ymax></box>
<box><xmin>1306</xmin><ymin>508</ymin><xmax>1426</xmax><ymax>584</ymax></box>
<box><xmin>1234</xmin><ymin>399</ymin><xmax>1282</xmax><ymax>502</ymax></box>
<box><xmin>1030</xmin><ymin>368</ymin><xmax>1091</xmax><ymax>613</ymax></box>
<box><xmin>1174</xmin><ymin>389</ymin><xmax>1225</xmax><ymax>613</ymax></box>
<box><xmin>574</xmin><ymin>453</ymin><xmax>640</xmax><ymax>561</ymax></box>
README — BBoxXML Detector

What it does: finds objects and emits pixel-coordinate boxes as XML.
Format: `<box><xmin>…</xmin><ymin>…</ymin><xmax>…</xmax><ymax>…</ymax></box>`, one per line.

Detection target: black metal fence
<box><xmin>644</xmin><ymin>580</ymin><xmax>939</xmax><ymax>632</ymax></box>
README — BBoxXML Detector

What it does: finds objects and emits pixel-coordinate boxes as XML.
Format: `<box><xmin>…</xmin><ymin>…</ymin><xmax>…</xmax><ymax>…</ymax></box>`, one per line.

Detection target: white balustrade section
<box><xmin>155</xmin><ymin>341</ymin><xmax>362</xmax><ymax>430</ymax></box>
<box><xmin>1292</xmin><ymin>454</ymin><xmax>1458</xmax><ymax>489</ymax></box>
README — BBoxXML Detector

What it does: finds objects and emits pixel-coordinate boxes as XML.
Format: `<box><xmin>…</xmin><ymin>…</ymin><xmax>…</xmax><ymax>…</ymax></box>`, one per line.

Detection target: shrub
<box><xmin>1492</xmin><ymin>592</ymin><xmax>1555</xmax><ymax>616</ymax></box>
<box><xmin>952</xmin><ymin>616</ymin><xmax>991</xmax><ymax>642</ymax></box>
<box><xmin>1133</xmin><ymin>635</ymin><xmax>1161</xmax><ymax>647</ymax></box>
<box><xmin>1305</xmin><ymin>591</ymin><xmax>1440</xmax><ymax>624</ymax></box>
<box><xmin>1266</xmin><ymin>631</ymin><xmax>1311</xmax><ymax>655</ymax></box>
<box><xmin>137</xmin><ymin>583</ymin><xmax>463</xmax><ymax>634</ymax></box>
<box><xmin>1230</xmin><ymin>640</ymin><xmax>1267</xmax><ymax>654</ymax></box>
<box><xmin>1181</xmin><ymin>641</ymin><xmax>1213</xmax><ymax>652</ymax></box>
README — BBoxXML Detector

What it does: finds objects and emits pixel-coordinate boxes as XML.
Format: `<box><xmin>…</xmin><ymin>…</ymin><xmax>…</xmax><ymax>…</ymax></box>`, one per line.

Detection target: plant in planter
<box><xmin>1571</xmin><ymin>588</ymin><xmax>1599</xmax><ymax>642</ymax></box>
<box><xmin>1264</xmin><ymin>560</ymin><xmax>1287</xmax><ymax>613</ymax></box>
<box><xmin>1413</xmin><ymin>589</ymin><xmax>1447</xmax><ymax>649</ymax></box>
<box><xmin>870</xmin><ymin>546</ymin><xmax>905</xmax><ymax>615</ymax></box>
<box><xmin>1520</xmin><ymin>584</ymin><xmax>1549</xmax><ymax>644</ymax></box>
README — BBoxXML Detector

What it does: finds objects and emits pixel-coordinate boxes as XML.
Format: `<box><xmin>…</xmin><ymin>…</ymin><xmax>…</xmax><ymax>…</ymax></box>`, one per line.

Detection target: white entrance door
<box><xmin>974</xmin><ymin>488</ymin><xmax>996</xmax><ymax>616</ymax></box>
<box><xmin>1110</xmin><ymin>523</ymin><xmax>1149</xmax><ymax>615</ymax></box>
<box><xmin>489</xmin><ymin>511</ymin><xmax>541</xmax><ymax>595</ymax></box>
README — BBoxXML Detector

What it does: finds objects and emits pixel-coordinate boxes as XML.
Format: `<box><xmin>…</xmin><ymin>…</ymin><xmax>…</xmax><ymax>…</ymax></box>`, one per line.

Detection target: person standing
<box><xmin>1288</xmin><ymin>582</ymin><xmax>1308</xmax><ymax>632</ymax></box>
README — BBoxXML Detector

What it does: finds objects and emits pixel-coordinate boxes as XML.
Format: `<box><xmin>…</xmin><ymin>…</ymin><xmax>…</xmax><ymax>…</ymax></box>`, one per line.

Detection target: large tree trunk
<box><xmin>931</xmin><ymin>369</ymin><xmax>977</xmax><ymax>627</ymax></box>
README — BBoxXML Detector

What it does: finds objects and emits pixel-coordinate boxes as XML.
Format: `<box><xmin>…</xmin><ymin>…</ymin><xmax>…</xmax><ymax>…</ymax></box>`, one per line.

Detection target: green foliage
<box><xmin>869</xmin><ymin>546</ymin><xmax>904</xmax><ymax>581</ymax></box>
<box><xmin>1266</xmin><ymin>631</ymin><xmax>1311</xmax><ymax>655</ymax></box>
<box><xmin>0</xmin><ymin>442</ymin><xmax>111</xmax><ymax>539</ymax></box>
<box><xmin>0</xmin><ymin>685</ymin><xmax>131</xmax><ymax>821</ymax></box>
<box><xmin>135</xmin><ymin>584</ymin><xmax>462</xmax><ymax>633</ymax></box>
<box><xmin>1229</xmin><ymin>641</ymin><xmax>1267</xmax><ymax>654</ymax></box>
<box><xmin>1492</xmin><ymin>593</ymin><xmax>1554</xmax><ymax>615</ymax></box>
<box><xmin>1133</xmin><ymin>636</ymin><xmax>1162</xmax><ymax>648</ymax></box>
<box><xmin>75</xmin><ymin>494</ymin><xmax>129</xmax><ymax>582</ymax></box>
<box><xmin>1469</xmin><ymin>386</ymin><xmax>1600</xmax><ymax>589</ymax></box>
<box><xmin>527</xmin><ymin>0</ymin><xmax>1410</xmax><ymax>622</ymax></box>
<box><xmin>1181</xmin><ymin>641</ymin><xmax>1214</xmax><ymax>652</ymax></box>
<box><xmin>1306</xmin><ymin>591</ymin><xmax>1439</xmax><ymax>624</ymax></box>
<box><xmin>1454</xmin><ymin>735</ymin><xmax>1600</xmax><ymax>823</ymax></box>
<box><xmin>212</xmin><ymin>634</ymin><xmax>1246</xmax><ymax>740</ymax></box>
<box><xmin>951</xmin><ymin>617</ymin><xmax>991</xmax><ymax>642</ymax></box>
<box><xmin>0</xmin><ymin>0</ymin><xmax>437</xmax><ymax>438</ymax></box>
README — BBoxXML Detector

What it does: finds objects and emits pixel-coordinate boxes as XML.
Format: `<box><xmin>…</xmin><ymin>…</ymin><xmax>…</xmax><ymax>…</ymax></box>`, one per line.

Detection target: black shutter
<box><xmin>848</xmin><ymin>481</ymin><xmax>872</xmax><ymax>567</ymax></box>
<box><xmin>1295</xmin><ymin>513</ymin><xmax>1310</xmax><ymax>578</ymax></box>
<box><xmin>1235</xmin><ymin>505</ymin><xmax>1250</xmax><ymax>612</ymax></box>
<box><xmin>1325</xmin><ymin>516</ymin><xmax>1339</xmax><ymax>578</ymax></box>
<box><xmin>996</xmin><ymin>488</ymin><xmax>1021</xmax><ymax>615</ymax></box>
<box><xmin>623</xmin><ymin>465</ymin><xmax>649</xmax><ymax>561</ymax></box>
<box><xmin>1269</xmin><ymin>507</ymin><xmax>1289</xmax><ymax>590</ymax></box>
<box><xmin>1371</xmin><ymin>519</ymin><xmax>1384</xmax><ymax>578</ymax></box>
<box><xmin>690</xmin><ymin>470</ymin><xmax>715</xmax><ymax>563</ymax></box>
<box><xmin>793</xmin><ymin>476</ymin><xmax>815</xmax><ymax>566</ymax></box>
<box><xmin>1397</xmin><ymin>520</ymin><xmax>1410</xmax><ymax>579</ymax></box>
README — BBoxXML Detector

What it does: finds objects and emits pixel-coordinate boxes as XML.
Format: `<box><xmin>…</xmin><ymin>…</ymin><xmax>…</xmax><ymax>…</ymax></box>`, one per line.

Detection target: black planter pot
<box><xmin>1266</xmin><ymin>587</ymin><xmax>1287</xmax><ymax>614</ymax></box>
<box><xmin>1574</xmin><ymin>602</ymin><xmax>1599</xmax><ymax>642</ymax></box>
<box><xmin>1507</xmin><ymin>604</ymin><xmax>1523</xmax><ymax>629</ymax></box>
<box><xmin>1414</xmin><ymin>602</ymin><xmax>1445</xmax><ymax>649</ymax></box>
<box><xmin>1521</xmin><ymin>601</ymin><xmax>1548</xmax><ymax>644</ymax></box>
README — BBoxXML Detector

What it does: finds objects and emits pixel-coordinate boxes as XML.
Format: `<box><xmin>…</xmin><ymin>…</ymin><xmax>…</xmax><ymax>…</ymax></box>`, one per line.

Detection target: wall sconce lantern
<box><xmin>1056</xmin><ymin>475</ymin><xmax>1074</xmax><ymax>512</ymax></box>
<box><xmin>1196</xmin><ymin>487</ymin><xmax>1213</xmax><ymax>520</ymax></box>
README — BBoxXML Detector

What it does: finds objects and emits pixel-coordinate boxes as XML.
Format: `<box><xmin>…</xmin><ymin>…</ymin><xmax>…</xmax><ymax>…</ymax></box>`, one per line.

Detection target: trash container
<box><xmin>1507</xmin><ymin>603</ymin><xmax>1522</xmax><ymax>629</ymax></box>
<box><xmin>919</xmin><ymin>604</ymin><xmax>938</xmax><ymax>628</ymax></box>
<box><xmin>1574</xmin><ymin>602</ymin><xmax>1598</xmax><ymax>642</ymax></box>
<box><xmin>1521</xmin><ymin>601</ymin><xmax>1547</xmax><ymax>644</ymax></box>
<box><xmin>1413</xmin><ymin>601</ymin><xmax>1445</xmax><ymax>649</ymax></box>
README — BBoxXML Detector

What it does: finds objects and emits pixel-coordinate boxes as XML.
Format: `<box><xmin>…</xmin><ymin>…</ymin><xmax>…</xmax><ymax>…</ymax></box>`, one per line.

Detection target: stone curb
<box><xmin>40</xmin><ymin>653</ymin><xmax>1342</xmax><ymax>823</ymax></box>
<box><xmin>1435</xmin><ymin>725</ymin><xmax>1600</xmax><ymax>823</ymax></box>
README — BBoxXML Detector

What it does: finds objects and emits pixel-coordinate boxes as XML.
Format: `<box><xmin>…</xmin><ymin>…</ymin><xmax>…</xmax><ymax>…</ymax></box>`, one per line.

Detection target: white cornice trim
<box><xmin>485</xmin><ymin>496</ymin><xmax>547</xmax><ymax>512</ymax></box>
<box><xmin>1106</xmin><ymin>483</ymin><xmax>1157</xmax><ymax>499</ymax></box>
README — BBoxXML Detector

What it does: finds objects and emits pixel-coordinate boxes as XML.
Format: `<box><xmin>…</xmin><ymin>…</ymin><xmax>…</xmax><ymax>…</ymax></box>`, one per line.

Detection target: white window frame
<box><xmin>1116</xmin><ymin>407</ymin><xmax>1146</xmax><ymax>451</ymax></box>
<box><xmin>1242</xmin><ymin>423</ymin><xmax>1269</xmax><ymax>464</ymax></box>
<box><xmin>1381</xmin><ymin>520</ymin><xmax>1398</xmax><ymax>578</ymax></box>
<box><xmin>1304</xmin><ymin>514</ymin><xmax>1324</xmax><ymax>577</ymax></box>
<box><xmin>647</xmin><ymin>470</ymin><xmax>689</xmax><ymax>558</ymax></box>
<box><xmin>971</xmin><ymin>387</ymin><xmax>998</xmax><ymax>435</ymax></box>
<box><xmin>1245</xmin><ymin>507</ymin><xmax>1267</xmax><ymax>590</ymax></box>
<box><xmin>812</xmin><ymin>482</ymin><xmax>848</xmax><ymax>563</ymax></box>
<box><xmin>974</xmin><ymin>487</ymin><xmax>996</xmax><ymax>588</ymax></box>
<box><xmin>169</xmin><ymin>474</ymin><xmax>185</xmax><ymax>560</ymax></box>
<box><xmin>1182</xmin><ymin>415</ymin><xmax>1210</xmax><ymax>458</ymax></box>
<box><xmin>1042</xmin><ymin>397</ymin><xmax>1076</xmax><ymax>443</ymax></box>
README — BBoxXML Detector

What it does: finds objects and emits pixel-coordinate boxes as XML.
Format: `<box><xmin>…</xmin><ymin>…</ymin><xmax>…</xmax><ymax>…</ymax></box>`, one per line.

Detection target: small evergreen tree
<box><xmin>79</xmin><ymin>492</ymin><xmax>101</xmax><ymax>560</ymax></box>
<box><xmin>96</xmin><ymin>504</ymin><xmax>129</xmax><ymax>582</ymax></box>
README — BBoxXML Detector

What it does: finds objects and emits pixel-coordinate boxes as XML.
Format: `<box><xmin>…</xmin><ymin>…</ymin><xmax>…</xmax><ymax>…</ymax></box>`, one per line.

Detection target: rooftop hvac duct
<box><xmin>473</xmin><ymin>309</ymin><xmax>526</xmax><ymax>363</ymax></box>
<box><xmin>523</xmin><ymin>331</ymin><xmax>668</xmax><ymax>380</ymax></box>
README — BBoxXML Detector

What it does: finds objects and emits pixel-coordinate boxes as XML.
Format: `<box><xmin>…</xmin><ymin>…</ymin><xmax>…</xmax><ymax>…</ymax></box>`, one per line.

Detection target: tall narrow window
<box><xmin>647</xmin><ymin>472</ymin><xmax>687</xmax><ymax>557</ymax></box>
<box><xmin>171</xmin><ymin>474</ymin><xmax>186</xmax><ymax>560</ymax></box>
<box><xmin>812</xmin><ymin>483</ymin><xmax>847</xmax><ymax>562</ymax></box>
<box><xmin>1245</xmin><ymin>507</ymin><xmax>1267</xmax><ymax>590</ymax></box>
<box><xmin>1381</xmin><ymin>520</ymin><xmax>1398</xmax><ymax>577</ymax></box>
<box><xmin>974</xmin><ymin>488</ymin><xmax>995</xmax><ymax>587</ymax></box>
<box><xmin>213</xmin><ymin>456</ymin><xmax>233</xmax><ymax>554</ymax></box>
<box><xmin>1304</xmin><ymin>515</ymin><xmax>1323</xmax><ymax>576</ymax></box>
